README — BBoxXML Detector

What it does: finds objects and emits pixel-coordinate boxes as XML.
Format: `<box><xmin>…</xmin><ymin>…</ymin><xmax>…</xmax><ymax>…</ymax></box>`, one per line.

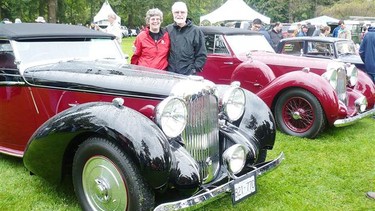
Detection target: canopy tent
<box><xmin>299</xmin><ymin>15</ymin><xmax>339</xmax><ymax>26</ymax></box>
<box><xmin>93</xmin><ymin>0</ymin><xmax>121</xmax><ymax>26</ymax></box>
<box><xmin>200</xmin><ymin>0</ymin><xmax>270</xmax><ymax>25</ymax></box>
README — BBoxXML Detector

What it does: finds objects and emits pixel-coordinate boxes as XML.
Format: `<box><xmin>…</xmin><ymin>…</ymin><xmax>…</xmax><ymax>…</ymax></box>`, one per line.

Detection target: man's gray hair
<box><xmin>172</xmin><ymin>1</ymin><xmax>188</xmax><ymax>12</ymax></box>
<box><xmin>145</xmin><ymin>8</ymin><xmax>163</xmax><ymax>24</ymax></box>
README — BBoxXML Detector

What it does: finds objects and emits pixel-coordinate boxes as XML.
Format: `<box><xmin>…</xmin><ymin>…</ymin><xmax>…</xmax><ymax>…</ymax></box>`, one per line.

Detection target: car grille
<box><xmin>336</xmin><ymin>68</ymin><xmax>348</xmax><ymax>105</ymax></box>
<box><xmin>182</xmin><ymin>91</ymin><xmax>220</xmax><ymax>184</ymax></box>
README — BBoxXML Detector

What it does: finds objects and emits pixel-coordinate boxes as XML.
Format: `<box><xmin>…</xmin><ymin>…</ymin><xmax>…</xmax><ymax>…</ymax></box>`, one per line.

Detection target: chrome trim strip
<box><xmin>153</xmin><ymin>152</ymin><xmax>285</xmax><ymax>211</ymax></box>
<box><xmin>0</xmin><ymin>81</ymin><xmax>25</xmax><ymax>85</ymax></box>
<box><xmin>334</xmin><ymin>106</ymin><xmax>375</xmax><ymax>127</ymax></box>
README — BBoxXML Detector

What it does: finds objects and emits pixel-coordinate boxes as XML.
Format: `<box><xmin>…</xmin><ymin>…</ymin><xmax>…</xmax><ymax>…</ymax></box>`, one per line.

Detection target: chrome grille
<box><xmin>336</xmin><ymin>68</ymin><xmax>348</xmax><ymax>105</ymax></box>
<box><xmin>182</xmin><ymin>92</ymin><xmax>220</xmax><ymax>184</ymax></box>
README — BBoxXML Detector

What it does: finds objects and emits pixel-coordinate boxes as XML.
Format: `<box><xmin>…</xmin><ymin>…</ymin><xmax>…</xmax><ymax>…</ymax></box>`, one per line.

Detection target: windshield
<box><xmin>12</xmin><ymin>38</ymin><xmax>124</xmax><ymax>71</ymax></box>
<box><xmin>225</xmin><ymin>34</ymin><xmax>275</xmax><ymax>56</ymax></box>
<box><xmin>335</xmin><ymin>40</ymin><xmax>357</xmax><ymax>56</ymax></box>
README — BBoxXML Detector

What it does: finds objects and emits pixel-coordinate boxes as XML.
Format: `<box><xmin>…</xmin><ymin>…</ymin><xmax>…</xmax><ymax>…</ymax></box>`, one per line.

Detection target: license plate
<box><xmin>231</xmin><ymin>172</ymin><xmax>257</xmax><ymax>204</ymax></box>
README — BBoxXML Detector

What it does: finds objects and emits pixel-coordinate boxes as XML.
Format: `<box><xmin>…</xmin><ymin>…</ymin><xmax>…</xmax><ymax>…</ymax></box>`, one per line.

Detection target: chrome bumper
<box><xmin>153</xmin><ymin>152</ymin><xmax>285</xmax><ymax>211</ymax></box>
<box><xmin>334</xmin><ymin>106</ymin><xmax>375</xmax><ymax>127</ymax></box>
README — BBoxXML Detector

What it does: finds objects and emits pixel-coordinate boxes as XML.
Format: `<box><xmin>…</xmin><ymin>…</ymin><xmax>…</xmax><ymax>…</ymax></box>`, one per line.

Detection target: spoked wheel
<box><xmin>275</xmin><ymin>89</ymin><xmax>325</xmax><ymax>139</ymax></box>
<box><xmin>72</xmin><ymin>137</ymin><xmax>154</xmax><ymax>211</ymax></box>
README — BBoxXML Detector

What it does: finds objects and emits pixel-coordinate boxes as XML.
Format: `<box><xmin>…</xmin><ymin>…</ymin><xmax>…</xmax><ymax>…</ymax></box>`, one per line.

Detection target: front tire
<box><xmin>275</xmin><ymin>89</ymin><xmax>325</xmax><ymax>139</ymax></box>
<box><xmin>72</xmin><ymin>137</ymin><xmax>154</xmax><ymax>211</ymax></box>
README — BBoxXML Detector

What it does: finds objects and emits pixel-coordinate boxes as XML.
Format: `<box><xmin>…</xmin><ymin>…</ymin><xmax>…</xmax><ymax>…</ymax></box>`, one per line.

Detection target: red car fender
<box><xmin>231</xmin><ymin>59</ymin><xmax>276</xmax><ymax>94</ymax></box>
<box><xmin>233</xmin><ymin>67</ymin><xmax>341</xmax><ymax>125</ymax></box>
<box><xmin>355</xmin><ymin>70</ymin><xmax>375</xmax><ymax>108</ymax></box>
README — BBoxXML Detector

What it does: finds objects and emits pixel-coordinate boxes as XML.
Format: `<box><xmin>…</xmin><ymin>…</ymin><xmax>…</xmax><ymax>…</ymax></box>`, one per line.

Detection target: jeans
<box><xmin>367</xmin><ymin>73</ymin><xmax>375</xmax><ymax>84</ymax></box>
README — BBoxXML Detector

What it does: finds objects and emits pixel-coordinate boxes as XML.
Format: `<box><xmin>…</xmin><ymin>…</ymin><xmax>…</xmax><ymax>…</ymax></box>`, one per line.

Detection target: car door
<box><xmin>200</xmin><ymin>34</ymin><xmax>241</xmax><ymax>84</ymax></box>
<box><xmin>0</xmin><ymin>42</ymin><xmax>37</xmax><ymax>155</ymax></box>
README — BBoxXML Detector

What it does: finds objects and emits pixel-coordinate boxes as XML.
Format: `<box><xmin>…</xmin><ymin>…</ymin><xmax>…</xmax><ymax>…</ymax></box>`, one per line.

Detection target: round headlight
<box><xmin>346</xmin><ymin>64</ymin><xmax>358</xmax><ymax>87</ymax></box>
<box><xmin>222</xmin><ymin>86</ymin><xmax>246</xmax><ymax>122</ymax></box>
<box><xmin>323</xmin><ymin>62</ymin><xmax>343</xmax><ymax>89</ymax></box>
<box><xmin>223</xmin><ymin>144</ymin><xmax>248</xmax><ymax>174</ymax></box>
<box><xmin>155</xmin><ymin>97</ymin><xmax>187</xmax><ymax>138</ymax></box>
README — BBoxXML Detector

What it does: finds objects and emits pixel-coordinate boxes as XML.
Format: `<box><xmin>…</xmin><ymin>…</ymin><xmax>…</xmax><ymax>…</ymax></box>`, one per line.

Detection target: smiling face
<box><xmin>149</xmin><ymin>16</ymin><xmax>162</xmax><ymax>32</ymax></box>
<box><xmin>172</xmin><ymin>2</ymin><xmax>188</xmax><ymax>27</ymax></box>
<box><xmin>145</xmin><ymin>8</ymin><xmax>163</xmax><ymax>33</ymax></box>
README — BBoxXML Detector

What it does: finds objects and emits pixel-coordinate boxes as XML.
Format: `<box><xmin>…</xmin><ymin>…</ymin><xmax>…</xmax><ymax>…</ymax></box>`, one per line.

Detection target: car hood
<box><xmin>337</xmin><ymin>54</ymin><xmax>364</xmax><ymax>65</ymax></box>
<box><xmin>23</xmin><ymin>60</ymin><xmax>187</xmax><ymax>99</ymax></box>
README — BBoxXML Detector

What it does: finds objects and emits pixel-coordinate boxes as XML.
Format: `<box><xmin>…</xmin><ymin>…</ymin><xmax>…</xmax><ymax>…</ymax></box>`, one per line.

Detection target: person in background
<box><xmin>306</xmin><ymin>22</ymin><xmax>316</xmax><ymax>36</ymax></box>
<box><xmin>251</xmin><ymin>18</ymin><xmax>272</xmax><ymax>46</ymax></box>
<box><xmin>269</xmin><ymin>22</ymin><xmax>283</xmax><ymax>51</ymax></box>
<box><xmin>359</xmin><ymin>25</ymin><xmax>375</xmax><ymax>83</ymax></box>
<box><xmin>338</xmin><ymin>21</ymin><xmax>351</xmax><ymax>40</ymax></box>
<box><xmin>131</xmin><ymin>8</ymin><xmax>170</xmax><ymax>70</ymax></box>
<box><xmin>319</xmin><ymin>25</ymin><xmax>331</xmax><ymax>37</ymax></box>
<box><xmin>360</xmin><ymin>26</ymin><xmax>368</xmax><ymax>43</ymax></box>
<box><xmin>332</xmin><ymin>20</ymin><xmax>344</xmax><ymax>37</ymax></box>
<box><xmin>166</xmin><ymin>1</ymin><xmax>207</xmax><ymax>75</ymax></box>
<box><xmin>297</xmin><ymin>25</ymin><xmax>308</xmax><ymax>37</ymax></box>
<box><xmin>95</xmin><ymin>13</ymin><xmax>122</xmax><ymax>44</ymax></box>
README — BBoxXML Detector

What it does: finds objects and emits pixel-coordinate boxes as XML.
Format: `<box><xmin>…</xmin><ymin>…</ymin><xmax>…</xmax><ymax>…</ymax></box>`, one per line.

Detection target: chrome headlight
<box><xmin>221</xmin><ymin>82</ymin><xmax>246</xmax><ymax>121</ymax></box>
<box><xmin>323</xmin><ymin>62</ymin><xmax>344</xmax><ymax>89</ymax></box>
<box><xmin>345</xmin><ymin>64</ymin><xmax>358</xmax><ymax>87</ymax></box>
<box><xmin>355</xmin><ymin>96</ymin><xmax>367</xmax><ymax>113</ymax></box>
<box><xmin>155</xmin><ymin>97</ymin><xmax>187</xmax><ymax>138</ymax></box>
<box><xmin>223</xmin><ymin>144</ymin><xmax>248</xmax><ymax>174</ymax></box>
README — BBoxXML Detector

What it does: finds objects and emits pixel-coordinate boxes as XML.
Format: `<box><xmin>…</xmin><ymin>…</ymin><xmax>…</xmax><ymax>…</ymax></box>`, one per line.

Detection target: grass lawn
<box><xmin>1</xmin><ymin>37</ymin><xmax>374</xmax><ymax>210</ymax></box>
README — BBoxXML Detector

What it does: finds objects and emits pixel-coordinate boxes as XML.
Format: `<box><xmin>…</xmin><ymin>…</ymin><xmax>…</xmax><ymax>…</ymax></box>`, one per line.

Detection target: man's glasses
<box><xmin>173</xmin><ymin>11</ymin><xmax>186</xmax><ymax>15</ymax></box>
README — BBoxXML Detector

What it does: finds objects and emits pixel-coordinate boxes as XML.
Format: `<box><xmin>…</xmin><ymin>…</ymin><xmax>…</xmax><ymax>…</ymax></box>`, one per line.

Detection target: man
<box><xmin>251</xmin><ymin>18</ymin><xmax>272</xmax><ymax>46</ymax></box>
<box><xmin>269</xmin><ymin>22</ymin><xmax>283</xmax><ymax>51</ymax></box>
<box><xmin>297</xmin><ymin>25</ymin><xmax>308</xmax><ymax>37</ymax></box>
<box><xmin>166</xmin><ymin>1</ymin><xmax>207</xmax><ymax>75</ymax></box>
<box><xmin>338</xmin><ymin>21</ymin><xmax>352</xmax><ymax>40</ymax></box>
<box><xmin>359</xmin><ymin>26</ymin><xmax>375</xmax><ymax>83</ymax></box>
<box><xmin>332</xmin><ymin>20</ymin><xmax>344</xmax><ymax>37</ymax></box>
<box><xmin>96</xmin><ymin>13</ymin><xmax>122</xmax><ymax>44</ymax></box>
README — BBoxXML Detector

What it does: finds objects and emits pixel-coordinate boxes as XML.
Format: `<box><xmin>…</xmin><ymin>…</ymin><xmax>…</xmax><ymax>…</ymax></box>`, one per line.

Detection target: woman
<box><xmin>131</xmin><ymin>8</ymin><xmax>170</xmax><ymax>70</ymax></box>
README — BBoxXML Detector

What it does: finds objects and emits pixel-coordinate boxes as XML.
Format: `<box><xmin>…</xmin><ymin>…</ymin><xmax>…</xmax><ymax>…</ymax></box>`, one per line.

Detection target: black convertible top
<box><xmin>198</xmin><ymin>26</ymin><xmax>260</xmax><ymax>35</ymax></box>
<box><xmin>0</xmin><ymin>23</ymin><xmax>115</xmax><ymax>40</ymax></box>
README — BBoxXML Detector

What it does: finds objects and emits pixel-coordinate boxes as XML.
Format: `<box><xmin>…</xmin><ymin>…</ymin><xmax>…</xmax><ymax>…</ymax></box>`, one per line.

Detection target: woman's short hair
<box><xmin>145</xmin><ymin>8</ymin><xmax>163</xmax><ymax>24</ymax></box>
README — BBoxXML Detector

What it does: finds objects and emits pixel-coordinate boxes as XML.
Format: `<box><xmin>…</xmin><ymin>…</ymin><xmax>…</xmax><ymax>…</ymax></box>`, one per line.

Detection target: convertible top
<box><xmin>199</xmin><ymin>26</ymin><xmax>260</xmax><ymax>36</ymax></box>
<box><xmin>0</xmin><ymin>23</ymin><xmax>115</xmax><ymax>41</ymax></box>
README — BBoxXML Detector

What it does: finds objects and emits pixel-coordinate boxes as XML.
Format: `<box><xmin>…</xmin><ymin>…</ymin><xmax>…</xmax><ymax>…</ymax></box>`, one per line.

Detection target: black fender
<box><xmin>217</xmin><ymin>85</ymin><xmax>276</xmax><ymax>151</ymax></box>
<box><xmin>23</xmin><ymin>101</ymin><xmax>172</xmax><ymax>189</ymax></box>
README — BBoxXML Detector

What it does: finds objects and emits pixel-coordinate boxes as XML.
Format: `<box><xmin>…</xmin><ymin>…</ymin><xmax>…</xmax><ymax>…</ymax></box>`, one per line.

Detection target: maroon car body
<box><xmin>0</xmin><ymin>23</ymin><xmax>284</xmax><ymax>210</ymax></box>
<box><xmin>199</xmin><ymin>26</ymin><xmax>375</xmax><ymax>138</ymax></box>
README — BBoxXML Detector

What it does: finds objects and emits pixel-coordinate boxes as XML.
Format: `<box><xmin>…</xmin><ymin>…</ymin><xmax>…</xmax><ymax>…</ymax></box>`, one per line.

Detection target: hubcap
<box><xmin>82</xmin><ymin>156</ymin><xmax>128</xmax><ymax>210</ymax></box>
<box><xmin>282</xmin><ymin>97</ymin><xmax>314</xmax><ymax>133</ymax></box>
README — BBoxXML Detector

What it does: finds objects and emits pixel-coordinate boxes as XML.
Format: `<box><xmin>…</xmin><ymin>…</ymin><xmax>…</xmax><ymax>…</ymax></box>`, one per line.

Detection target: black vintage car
<box><xmin>276</xmin><ymin>36</ymin><xmax>365</xmax><ymax>70</ymax></box>
<box><xmin>0</xmin><ymin>23</ymin><xmax>284</xmax><ymax>210</ymax></box>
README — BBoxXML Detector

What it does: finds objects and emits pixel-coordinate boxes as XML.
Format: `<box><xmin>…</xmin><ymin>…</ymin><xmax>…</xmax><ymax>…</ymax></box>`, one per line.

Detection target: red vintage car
<box><xmin>0</xmin><ymin>23</ymin><xmax>283</xmax><ymax>210</ymax></box>
<box><xmin>199</xmin><ymin>26</ymin><xmax>375</xmax><ymax>139</ymax></box>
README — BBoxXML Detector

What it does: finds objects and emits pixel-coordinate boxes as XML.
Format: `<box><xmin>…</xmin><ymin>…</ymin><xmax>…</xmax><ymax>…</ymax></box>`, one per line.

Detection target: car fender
<box><xmin>355</xmin><ymin>70</ymin><xmax>375</xmax><ymax>108</ymax></box>
<box><xmin>23</xmin><ymin>101</ymin><xmax>172</xmax><ymax>189</ymax></box>
<box><xmin>217</xmin><ymin>85</ymin><xmax>276</xmax><ymax>151</ymax></box>
<box><xmin>231</xmin><ymin>60</ymin><xmax>276</xmax><ymax>94</ymax></box>
<box><xmin>255</xmin><ymin>71</ymin><xmax>341</xmax><ymax>124</ymax></box>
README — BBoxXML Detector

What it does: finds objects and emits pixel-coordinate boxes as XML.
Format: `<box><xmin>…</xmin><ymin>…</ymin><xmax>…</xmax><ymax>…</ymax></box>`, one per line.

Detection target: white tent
<box><xmin>300</xmin><ymin>15</ymin><xmax>339</xmax><ymax>26</ymax></box>
<box><xmin>94</xmin><ymin>0</ymin><xmax>121</xmax><ymax>26</ymax></box>
<box><xmin>200</xmin><ymin>0</ymin><xmax>270</xmax><ymax>25</ymax></box>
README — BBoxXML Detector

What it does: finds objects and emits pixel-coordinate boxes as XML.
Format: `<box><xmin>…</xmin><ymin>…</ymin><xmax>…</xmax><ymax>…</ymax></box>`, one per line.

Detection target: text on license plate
<box><xmin>232</xmin><ymin>174</ymin><xmax>257</xmax><ymax>203</ymax></box>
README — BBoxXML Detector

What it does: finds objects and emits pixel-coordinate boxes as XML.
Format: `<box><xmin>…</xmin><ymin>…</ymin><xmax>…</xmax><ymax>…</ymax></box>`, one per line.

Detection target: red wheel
<box><xmin>275</xmin><ymin>89</ymin><xmax>325</xmax><ymax>138</ymax></box>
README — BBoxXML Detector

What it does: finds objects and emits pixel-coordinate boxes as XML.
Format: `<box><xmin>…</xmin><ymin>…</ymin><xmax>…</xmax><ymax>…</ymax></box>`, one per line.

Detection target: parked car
<box><xmin>276</xmin><ymin>36</ymin><xmax>364</xmax><ymax>70</ymax></box>
<box><xmin>0</xmin><ymin>23</ymin><xmax>283</xmax><ymax>210</ymax></box>
<box><xmin>198</xmin><ymin>26</ymin><xmax>375</xmax><ymax>139</ymax></box>
<box><xmin>120</xmin><ymin>25</ymin><xmax>129</xmax><ymax>37</ymax></box>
